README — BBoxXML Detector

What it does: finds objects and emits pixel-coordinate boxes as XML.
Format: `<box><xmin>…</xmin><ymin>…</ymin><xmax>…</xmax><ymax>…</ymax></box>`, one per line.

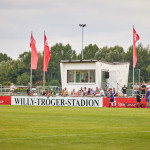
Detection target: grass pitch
<box><xmin>0</xmin><ymin>106</ymin><xmax>150</xmax><ymax>150</ymax></box>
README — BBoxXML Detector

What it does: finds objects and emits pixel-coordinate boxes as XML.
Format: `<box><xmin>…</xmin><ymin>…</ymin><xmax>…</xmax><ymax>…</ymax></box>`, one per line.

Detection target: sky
<box><xmin>0</xmin><ymin>0</ymin><xmax>150</xmax><ymax>59</ymax></box>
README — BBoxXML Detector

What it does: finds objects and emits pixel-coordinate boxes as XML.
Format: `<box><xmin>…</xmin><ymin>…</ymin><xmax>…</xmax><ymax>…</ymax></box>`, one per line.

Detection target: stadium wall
<box><xmin>0</xmin><ymin>96</ymin><xmax>147</xmax><ymax>108</ymax></box>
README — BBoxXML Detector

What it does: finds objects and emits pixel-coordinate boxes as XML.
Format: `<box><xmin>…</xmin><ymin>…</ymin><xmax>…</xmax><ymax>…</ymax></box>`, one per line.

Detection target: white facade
<box><xmin>60</xmin><ymin>60</ymin><xmax>129</xmax><ymax>94</ymax></box>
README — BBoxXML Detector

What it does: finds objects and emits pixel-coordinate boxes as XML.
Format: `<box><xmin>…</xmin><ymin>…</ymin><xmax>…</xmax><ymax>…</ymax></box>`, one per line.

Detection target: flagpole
<box><xmin>30</xmin><ymin>32</ymin><xmax>32</xmax><ymax>92</ymax></box>
<box><xmin>43</xmin><ymin>31</ymin><xmax>45</xmax><ymax>90</ymax></box>
<box><xmin>133</xmin><ymin>26</ymin><xmax>134</xmax><ymax>96</ymax></box>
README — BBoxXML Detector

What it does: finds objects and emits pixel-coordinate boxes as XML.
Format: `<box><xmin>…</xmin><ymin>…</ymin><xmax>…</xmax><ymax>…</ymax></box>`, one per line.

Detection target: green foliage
<box><xmin>17</xmin><ymin>73</ymin><xmax>30</xmax><ymax>85</ymax></box>
<box><xmin>0</xmin><ymin>53</ymin><xmax>12</xmax><ymax>62</ymax></box>
<box><xmin>146</xmin><ymin>65</ymin><xmax>150</xmax><ymax>81</ymax></box>
<box><xmin>95</xmin><ymin>45</ymin><xmax>125</xmax><ymax>62</ymax></box>
<box><xmin>0</xmin><ymin>61</ymin><xmax>12</xmax><ymax>85</ymax></box>
<box><xmin>14</xmin><ymin>88</ymin><xmax>27</xmax><ymax>92</ymax></box>
<box><xmin>3</xmin><ymin>81</ymin><xmax>11</xmax><ymax>86</ymax></box>
<box><xmin>82</xmin><ymin>44</ymin><xmax>99</xmax><ymax>60</ymax></box>
<box><xmin>49</xmin><ymin>79</ymin><xmax>60</xmax><ymax>86</ymax></box>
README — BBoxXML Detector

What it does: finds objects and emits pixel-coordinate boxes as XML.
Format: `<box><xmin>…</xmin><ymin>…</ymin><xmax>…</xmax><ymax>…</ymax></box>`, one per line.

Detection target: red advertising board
<box><xmin>103</xmin><ymin>97</ymin><xmax>146</xmax><ymax>108</ymax></box>
<box><xmin>0</xmin><ymin>96</ymin><xmax>11</xmax><ymax>105</ymax></box>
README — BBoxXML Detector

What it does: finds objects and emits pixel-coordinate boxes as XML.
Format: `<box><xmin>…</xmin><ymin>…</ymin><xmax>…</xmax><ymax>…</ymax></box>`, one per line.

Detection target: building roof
<box><xmin>60</xmin><ymin>60</ymin><xmax>130</xmax><ymax>65</ymax></box>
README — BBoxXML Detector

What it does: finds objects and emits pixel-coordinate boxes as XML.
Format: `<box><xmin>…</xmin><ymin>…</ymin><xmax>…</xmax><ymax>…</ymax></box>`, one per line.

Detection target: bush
<box><xmin>14</xmin><ymin>88</ymin><xmax>27</xmax><ymax>92</ymax></box>
<box><xmin>3</xmin><ymin>81</ymin><xmax>11</xmax><ymax>86</ymax></box>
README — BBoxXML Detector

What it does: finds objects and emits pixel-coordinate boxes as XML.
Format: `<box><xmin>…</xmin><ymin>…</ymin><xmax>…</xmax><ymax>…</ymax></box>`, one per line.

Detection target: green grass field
<box><xmin>0</xmin><ymin>106</ymin><xmax>150</xmax><ymax>150</ymax></box>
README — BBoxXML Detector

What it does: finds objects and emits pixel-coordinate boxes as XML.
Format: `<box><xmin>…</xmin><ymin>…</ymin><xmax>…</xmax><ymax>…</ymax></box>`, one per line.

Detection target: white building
<box><xmin>60</xmin><ymin>60</ymin><xmax>129</xmax><ymax>95</ymax></box>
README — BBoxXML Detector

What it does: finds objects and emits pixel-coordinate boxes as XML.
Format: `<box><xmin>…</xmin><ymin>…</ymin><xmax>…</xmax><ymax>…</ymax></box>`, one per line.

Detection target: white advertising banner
<box><xmin>11</xmin><ymin>96</ymin><xmax>103</xmax><ymax>107</ymax></box>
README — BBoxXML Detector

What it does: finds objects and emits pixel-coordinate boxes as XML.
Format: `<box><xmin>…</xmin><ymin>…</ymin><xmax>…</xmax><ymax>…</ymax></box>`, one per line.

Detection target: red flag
<box><xmin>30</xmin><ymin>34</ymin><xmax>38</xmax><ymax>69</ymax></box>
<box><xmin>43</xmin><ymin>34</ymin><xmax>51</xmax><ymax>72</ymax></box>
<box><xmin>133</xmin><ymin>28</ymin><xmax>140</xmax><ymax>68</ymax></box>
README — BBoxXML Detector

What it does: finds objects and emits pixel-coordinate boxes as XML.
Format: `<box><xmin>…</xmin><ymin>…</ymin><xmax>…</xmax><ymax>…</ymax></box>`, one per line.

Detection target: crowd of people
<box><xmin>61</xmin><ymin>87</ymin><xmax>105</xmax><ymax>97</ymax></box>
<box><xmin>27</xmin><ymin>83</ymin><xmax>56</xmax><ymax>96</ymax></box>
<box><xmin>61</xmin><ymin>86</ymin><xmax>125</xmax><ymax>97</ymax></box>
<box><xmin>8</xmin><ymin>81</ymin><xmax>150</xmax><ymax>108</ymax></box>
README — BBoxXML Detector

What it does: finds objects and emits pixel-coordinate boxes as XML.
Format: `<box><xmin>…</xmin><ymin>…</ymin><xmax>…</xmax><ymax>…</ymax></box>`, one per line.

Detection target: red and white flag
<box><xmin>133</xmin><ymin>28</ymin><xmax>140</xmax><ymax>68</ymax></box>
<box><xmin>30</xmin><ymin>34</ymin><xmax>38</xmax><ymax>69</ymax></box>
<box><xmin>43</xmin><ymin>34</ymin><xmax>51</xmax><ymax>72</ymax></box>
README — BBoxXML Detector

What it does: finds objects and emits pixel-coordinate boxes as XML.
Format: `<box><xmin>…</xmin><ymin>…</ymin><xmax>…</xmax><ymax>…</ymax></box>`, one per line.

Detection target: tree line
<box><xmin>0</xmin><ymin>43</ymin><xmax>150</xmax><ymax>86</ymax></box>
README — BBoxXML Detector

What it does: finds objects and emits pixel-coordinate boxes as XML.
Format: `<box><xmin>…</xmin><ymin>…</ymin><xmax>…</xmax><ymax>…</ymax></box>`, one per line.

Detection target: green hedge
<box><xmin>14</xmin><ymin>88</ymin><xmax>27</xmax><ymax>92</ymax></box>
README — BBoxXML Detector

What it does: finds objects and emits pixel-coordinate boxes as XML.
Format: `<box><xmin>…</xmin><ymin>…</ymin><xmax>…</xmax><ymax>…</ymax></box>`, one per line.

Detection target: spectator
<box><xmin>43</xmin><ymin>91</ymin><xmax>46</xmax><ymax>96</ymax></box>
<box><xmin>40</xmin><ymin>87</ymin><xmax>48</xmax><ymax>96</ymax></box>
<box><xmin>72</xmin><ymin>89</ymin><xmax>76</xmax><ymax>95</ymax></box>
<box><xmin>64</xmin><ymin>87</ymin><xmax>68</xmax><ymax>96</ymax></box>
<box><xmin>78</xmin><ymin>91</ymin><xmax>81</xmax><ymax>97</ymax></box>
<box><xmin>133</xmin><ymin>82</ymin><xmax>139</xmax><ymax>95</ymax></box>
<box><xmin>141</xmin><ymin>81</ymin><xmax>146</xmax><ymax>97</ymax></box>
<box><xmin>46</xmin><ymin>90</ymin><xmax>51</xmax><ymax>96</ymax></box>
<box><xmin>79</xmin><ymin>87</ymin><xmax>84</xmax><ymax>97</ymax></box>
<box><xmin>61</xmin><ymin>89</ymin><xmax>66</xmax><ymax>97</ymax></box>
<box><xmin>74</xmin><ymin>92</ymin><xmax>78</xmax><ymax>97</ymax></box>
<box><xmin>90</xmin><ymin>88</ymin><xmax>95</xmax><ymax>96</ymax></box>
<box><xmin>50</xmin><ymin>89</ymin><xmax>55</xmax><ymax>96</ymax></box>
<box><xmin>33</xmin><ymin>90</ymin><xmax>38</xmax><ymax>96</ymax></box>
<box><xmin>122</xmin><ymin>85</ymin><xmax>127</xmax><ymax>97</ymax></box>
<box><xmin>29</xmin><ymin>91</ymin><xmax>33</xmax><ymax>96</ymax></box>
<box><xmin>70</xmin><ymin>91</ymin><xmax>74</xmax><ymax>97</ymax></box>
<box><xmin>95</xmin><ymin>87</ymin><xmax>100</xmax><ymax>97</ymax></box>
<box><xmin>70</xmin><ymin>89</ymin><xmax>76</xmax><ymax>97</ymax></box>
<box><xmin>136</xmin><ymin>88</ymin><xmax>142</xmax><ymax>108</ymax></box>
<box><xmin>87</xmin><ymin>88</ymin><xmax>91</xmax><ymax>97</ymax></box>
<box><xmin>27</xmin><ymin>82</ymin><xmax>31</xmax><ymax>96</ymax></box>
<box><xmin>100</xmin><ymin>88</ymin><xmax>105</xmax><ymax>97</ymax></box>
<box><xmin>10</xmin><ymin>83</ymin><xmax>15</xmax><ymax>95</ymax></box>
<box><xmin>83</xmin><ymin>87</ymin><xmax>87</xmax><ymax>96</ymax></box>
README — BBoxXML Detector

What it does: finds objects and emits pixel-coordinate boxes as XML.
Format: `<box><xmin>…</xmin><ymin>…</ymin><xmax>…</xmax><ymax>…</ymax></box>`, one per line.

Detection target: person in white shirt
<box><xmin>100</xmin><ymin>88</ymin><xmax>105</xmax><ymax>97</ymax></box>
<box><xmin>133</xmin><ymin>82</ymin><xmax>139</xmax><ymax>94</ymax></box>
<box><xmin>10</xmin><ymin>83</ymin><xmax>15</xmax><ymax>94</ymax></box>
<box><xmin>33</xmin><ymin>90</ymin><xmax>38</xmax><ymax>96</ymax></box>
<box><xmin>146</xmin><ymin>82</ymin><xmax>150</xmax><ymax>91</ymax></box>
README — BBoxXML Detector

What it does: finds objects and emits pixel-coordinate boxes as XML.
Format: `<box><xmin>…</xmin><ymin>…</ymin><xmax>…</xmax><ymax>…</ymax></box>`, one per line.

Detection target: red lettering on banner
<box><xmin>0</xmin><ymin>96</ymin><xmax>11</xmax><ymax>105</ymax></box>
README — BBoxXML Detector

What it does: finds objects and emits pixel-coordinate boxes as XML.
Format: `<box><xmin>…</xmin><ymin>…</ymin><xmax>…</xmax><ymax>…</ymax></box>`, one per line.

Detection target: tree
<box><xmin>125</xmin><ymin>43</ymin><xmax>150</xmax><ymax>82</ymax></box>
<box><xmin>47</xmin><ymin>43</ymin><xmax>77</xmax><ymax>83</ymax></box>
<box><xmin>146</xmin><ymin>66</ymin><xmax>150</xmax><ymax>81</ymax></box>
<box><xmin>78</xmin><ymin>44</ymin><xmax>99</xmax><ymax>60</ymax></box>
<box><xmin>0</xmin><ymin>61</ymin><xmax>12</xmax><ymax>85</ymax></box>
<box><xmin>0</xmin><ymin>53</ymin><xmax>12</xmax><ymax>62</ymax></box>
<box><xmin>95</xmin><ymin>45</ymin><xmax>125</xmax><ymax>62</ymax></box>
<box><xmin>49</xmin><ymin>79</ymin><xmax>60</xmax><ymax>86</ymax></box>
<box><xmin>17</xmin><ymin>72</ymin><xmax>30</xmax><ymax>85</ymax></box>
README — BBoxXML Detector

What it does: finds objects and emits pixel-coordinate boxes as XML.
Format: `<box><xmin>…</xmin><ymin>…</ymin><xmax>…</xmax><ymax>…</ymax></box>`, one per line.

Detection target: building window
<box><xmin>68</xmin><ymin>70</ymin><xmax>74</xmax><ymax>82</ymax></box>
<box><xmin>76</xmin><ymin>71</ymin><xmax>81</xmax><ymax>83</ymax></box>
<box><xmin>81</xmin><ymin>71</ymin><xmax>88</xmax><ymax>82</ymax></box>
<box><xmin>90</xmin><ymin>70</ymin><xmax>95</xmax><ymax>83</ymax></box>
<box><xmin>67</xmin><ymin>70</ymin><xmax>95</xmax><ymax>83</ymax></box>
